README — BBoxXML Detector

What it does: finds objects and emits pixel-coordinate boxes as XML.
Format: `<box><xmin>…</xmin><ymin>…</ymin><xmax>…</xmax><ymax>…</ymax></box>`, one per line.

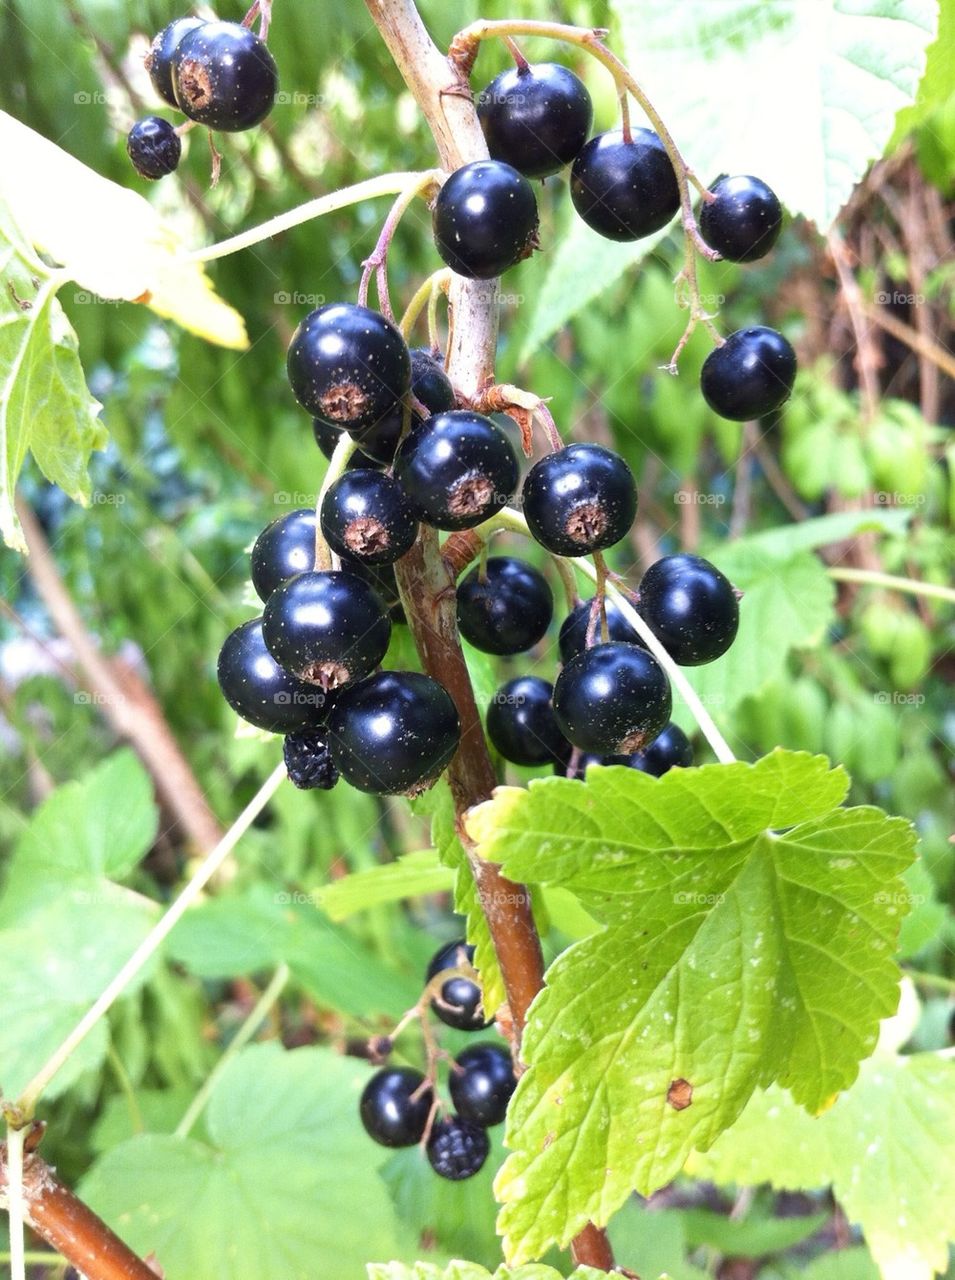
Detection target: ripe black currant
<box><xmin>359</xmin><ymin>1067</ymin><xmax>433</xmax><ymax>1148</ymax></box>
<box><xmin>558</xmin><ymin>596</ymin><xmax>644</xmax><ymax>663</ymax></box>
<box><xmin>126</xmin><ymin>117</ymin><xmax>181</xmax><ymax>180</ymax></box>
<box><xmin>700</xmin><ymin>327</ymin><xmax>797</xmax><ymax>421</ymax></box>
<box><xmin>432</xmin><ymin>160</ymin><xmax>539</xmax><ymax>280</ymax></box>
<box><xmin>699</xmin><ymin>175</ymin><xmax>783</xmax><ymax>263</ymax></box>
<box><xmin>261</xmin><ymin>570</ymin><xmax>391</xmax><ymax>689</ymax></box>
<box><xmin>287</xmin><ymin>303</ymin><xmax>411</xmax><ymax>431</ymax></box>
<box><xmin>628</xmin><ymin>721</ymin><xmax>693</xmax><ymax>776</ymax></box>
<box><xmin>340</xmin><ymin>553</ymin><xmax>405</xmax><ymax>622</ymax></box>
<box><xmin>283</xmin><ymin>728</ymin><xmax>339</xmax><ymax>790</ymax></box>
<box><xmin>427</xmin><ymin>1116</ymin><xmax>490</xmax><ymax>1181</ymax></box>
<box><xmin>570</xmin><ymin>128</ymin><xmax>679</xmax><ymax>241</ymax></box>
<box><xmin>320</xmin><ymin>470</ymin><xmax>418</xmax><ymax>566</ymax></box>
<box><xmin>217</xmin><ymin>618</ymin><xmax>329</xmax><ymax>733</ymax></box>
<box><xmin>251</xmin><ymin>508</ymin><xmax>316</xmax><ymax>603</ymax></box>
<box><xmin>638</xmin><ymin>553</ymin><xmax>739</xmax><ymax>665</ymax></box>
<box><xmin>456</xmin><ymin>557</ymin><xmax>553</xmax><ymax>656</ymax></box>
<box><xmin>477</xmin><ymin>62</ymin><xmax>593</xmax><ymax>179</ymax></box>
<box><xmin>311</xmin><ymin>418</ymin><xmax>381</xmax><ymax>470</ymax></box>
<box><xmin>172</xmin><ymin>20</ymin><xmax>278</xmax><ymax>132</ymax></box>
<box><xmin>394</xmin><ymin>410</ymin><xmax>519</xmax><ymax>531</ymax></box>
<box><xmin>554</xmin><ymin>641</ymin><xmax>671</xmax><ymax>754</ymax></box>
<box><xmin>352</xmin><ymin>347</ymin><xmax>457</xmax><ymax>466</ymax></box>
<box><xmin>409</xmin><ymin>347</ymin><xmax>456</xmax><ymax>415</ymax></box>
<box><xmin>449</xmin><ymin>1043</ymin><xmax>516</xmax><ymax>1128</ymax></box>
<box><xmin>327</xmin><ymin>671</ymin><xmax>460</xmax><ymax>796</ymax></box>
<box><xmin>426</xmin><ymin>940</ymin><xmax>489</xmax><ymax>1032</ymax></box>
<box><xmin>145</xmin><ymin>17</ymin><xmax>205</xmax><ymax>107</ymax></box>
<box><xmin>522</xmin><ymin>443</ymin><xmax>636</xmax><ymax>556</ymax></box>
<box><xmin>486</xmin><ymin>675</ymin><xmax>569</xmax><ymax>767</ymax></box>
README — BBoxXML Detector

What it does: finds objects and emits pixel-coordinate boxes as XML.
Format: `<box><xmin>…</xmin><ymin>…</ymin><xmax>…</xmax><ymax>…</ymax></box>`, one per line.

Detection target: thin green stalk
<box><xmin>314</xmin><ymin>433</ymin><xmax>360</xmax><ymax>569</ymax></box>
<box><xmin>829</xmin><ymin>566</ymin><xmax>955</xmax><ymax>604</ymax></box>
<box><xmin>906</xmin><ymin>968</ymin><xmax>955</xmax><ymax>996</ymax></box>
<box><xmin>189</xmin><ymin>172</ymin><xmax>436</xmax><ymax>263</ymax></box>
<box><xmin>16</xmin><ymin>763</ymin><xmax>287</xmax><ymax>1118</ymax></box>
<box><xmin>106</xmin><ymin>1042</ymin><xmax>143</xmax><ymax>1136</ymax></box>
<box><xmin>175</xmin><ymin>963</ymin><xmax>291</xmax><ymax>1139</ymax></box>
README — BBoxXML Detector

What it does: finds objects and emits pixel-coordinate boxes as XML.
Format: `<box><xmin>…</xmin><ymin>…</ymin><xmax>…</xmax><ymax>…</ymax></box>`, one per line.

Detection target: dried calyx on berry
<box><xmin>283</xmin><ymin>729</ymin><xmax>339</xmax><ymax>790</ymax></box>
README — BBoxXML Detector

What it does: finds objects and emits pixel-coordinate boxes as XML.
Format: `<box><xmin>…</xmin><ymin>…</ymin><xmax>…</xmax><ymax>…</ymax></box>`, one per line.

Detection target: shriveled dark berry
<box><xmin>426</xmin><ymin>1115</ymin><xmax>490</xmax><ymax>1180</ymax></box>
<box><xmin>283</xmin><ymin>729</ymin><xmax>339</xmax><ymax>789</ymax></box>
<box><xmin>126</xmin><ymin>116</ymin><xmax>181</xmax><ymax>180</ymax></box>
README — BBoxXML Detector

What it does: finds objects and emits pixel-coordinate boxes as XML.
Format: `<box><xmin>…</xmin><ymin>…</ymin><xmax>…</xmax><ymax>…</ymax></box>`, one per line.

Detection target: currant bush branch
<box><xmin>188</xmin><ymin>171</ymin><xmax>440</xmax><ymax>263</ymax></box>
<box><xmin>5</xmin><ymin>1125</ymin><xmax>25</xmax><ymax>1280</ymax></box>
<box><xmin>14</xmin><ymin>762</ymin><xmax>287</xmax><ymax>1120</ymax></box>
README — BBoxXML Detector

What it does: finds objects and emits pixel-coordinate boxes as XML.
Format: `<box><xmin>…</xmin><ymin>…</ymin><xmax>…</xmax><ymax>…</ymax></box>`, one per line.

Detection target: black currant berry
<box><xmin>217</xmin><ymin>618</ymin><xmax>329</xmax><ymax>733</ymax></box>
<box><xmin>251</xmin><ymin>508</ymin><xmax>317</xmax><ymax>603</ymax></box>
<box><xmin>312</xmin><ymin>418</ymin><xmax>381</xmax><ymax>470</ymax></box>
<box><xmin>700</xmin><ymin>327</ymin><xmax>797</xmax><ymax>421</ymax></box>
<box><xmin>410</xmin><ymin>347</ymin><xmax>456</xmax><ymax>414</ymax></box>
<box><xmin>522</xmin><ymin>443</ymin><xmax>636</xmax><ymax>557</ymax></box>
<box><xmin>456</xmin><ymin>557</ymin><xmax>553</xmax><ymax>656</ymax></box>
<box><xmin>262</xmin><ymin>570</ymin><xmax>391</xmax><ymax>689</ymax></box>
<box><xmin>320</xmin><ymin>470</ymin><xmax>418</xmax><ymax>567</ymax></box>
<box><xmin>699</xmin><ymin>175</ymin><xmax>782</xmax><ymax>263</ymax></box>
<box><xmin>477</xmin><ymin>62</ymin><xmax>593</xmax><ymax>179</ymax></box>
<box><xmin>570</xmin><ymin>128</ymin><xmax>679</xmax><ymax>241</ymax></box>
<box><xmin>359</xmin><ymin>1067</ymin><xmax>433</xmax><ymax>1148</ymax></box>
<box><xmin>283</xmin><ymin>728</ymin><xmax>339</xmax><ymax>789</ymax></box>
<box><xmin>433</xmin><ymin>161</ymin><xmax>539</xmax><ymax>280</ymax></box>
<box><xmin>487</xmin><ymin>675</ymin><xmax>569</xmax><ymax>767</ymax></box>
<box><xmin>449</xmin><ymin>1043</ymin><xmax>516</xmax><ymax>1128</ymax></box>
<box><xmin>394</xmin><ymin>410</ymin><xmax>519</xmax><ymax>532</ymax></box>
<box><xmin>558</xmin><ymin>596</ymin><xmax>644</xmax><ymax>663</ymax></box>
<box><xmin>126</xmin><ymin>117</ymin><xmax>181</xmax><ymax>180</ymax></box>
<box><xmin>554</xmin><ymin>642</ymin><xmax>671</xmax><ymax>754</ymax></box>
<box><xmin>327</xmin><ymin>671</ymin><xmax>460</xmax><ymax>796</ymax></box>
<box><xmin>145</xmin><ymin>17</ymin><xmax>205</xmax><ymax>107</ymax></box>
<box><xmin>287</xmin><ymin>303</ymin><xmax>411</xmax><ymax>431</ymax></box>
<box><xmin>172</xmin><ymin>20</ymin><xmax>277</xmax><ymax>132</ymax></box>
<box><xmin>638</xmin><ymin>553</ymin><xmax>739</xmax><ymax>665</ymax></box>
<box><xmin>427</xmin><ymin>1116</ymin><xmax>490</xmax><ymax>1181</ymax></box>
<box><xmin>353</xmin><ymin>348</ymin><xmax>457</xmax><ymax>466</ymax></box>
<box><xmin>628</xmin><ymin>721</ymin><xmax>693</xmax><ymax>776</ymax></box>
<box><xmin>426</xmin><ymin>940</ymin><xmax>489</xmax><ymax>1033</ymax></box>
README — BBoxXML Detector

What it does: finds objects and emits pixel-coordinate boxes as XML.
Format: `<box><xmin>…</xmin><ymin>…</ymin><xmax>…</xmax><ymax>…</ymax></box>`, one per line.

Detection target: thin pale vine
<box><xmin>357</xmin><ymin>171</ymin><xmax>442</xmax><ymax>320</ymax></box>
<box><xmin>399</xmin><ymin>267</ymin><xmax>453</xmax><ymax>342</ymax></box>
<box><xmin>15</xmin><ymin>762</ymin><xmax>287</xmax><ymax>1119</ymax></box>
<box><xmin>188</xmin><ymin>171</ymin><xmax>437</xmax><ymax>263</ymax></box>
<box><xmin>314</xmin><ymin>432</ymin><xmax>361</xmax><ymax>570</ymax></box>
<box><xmin>829</xmin><ymin>566</ymin><xmax>955</xmax><ymax>604</ymax></box>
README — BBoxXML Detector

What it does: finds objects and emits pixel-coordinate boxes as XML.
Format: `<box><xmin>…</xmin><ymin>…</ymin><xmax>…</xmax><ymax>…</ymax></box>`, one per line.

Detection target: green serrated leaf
<box><xmin>466</xmin><ymin>751</ymin><xmax>917</xmax><ymax>1263</ymax></box>
<box><xmin>0</xmin><ymin>198</ymin><xmax>105</xmax><ymax>551</ymax></box>
<box><xmin>368</xmin><ymin>1264</ymin><xmax>606</xmax><ymax>1280</ymax></box>
<box><xmin>81</xmin><ymin>1044</ymin><xmax>411</xmax><ymax>1279</ymax></box>
<box><xmin>315</xmin><ymin>849</ymin><xmax>453</xmax><ymax>921</ymax></box>
<box><xmin>693</xmin><ymin>1049</ymin><xmax>955</xmax><ymax>1280</ymax></box>
<box><xmin>610</xmin><ymin>0</ymin><xmax>937</xmax><ymax>228</ymax></box>
<box><xmin>0</xmin><ymin>748</ymin><xmax>158</xmax><ymax>923</ymax></box>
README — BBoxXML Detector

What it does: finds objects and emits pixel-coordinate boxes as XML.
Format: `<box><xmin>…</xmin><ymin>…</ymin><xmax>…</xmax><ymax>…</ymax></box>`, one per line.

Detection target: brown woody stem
<box><xmin>363</xmin><ymin>0</ymin><xmax>612</xmax><ymax>1267</ymax></box>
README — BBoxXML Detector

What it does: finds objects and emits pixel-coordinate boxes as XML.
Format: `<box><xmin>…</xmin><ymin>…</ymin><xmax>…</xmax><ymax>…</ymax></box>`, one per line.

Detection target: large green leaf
<box><xmin>316</xmin><ymin>849</ymin><xmax>454</xmax><ymax>921</ymax></box>
<box><xmin>81</xmin><ymin>1044</ymin><xmax>411</xmax><ymax>1279</ymax></box>
<box><xmin>693</xmin><ymin>1048</ymin><xmax>955</xmax><ymax>1280</ymax></box>
<box><xmin>0</xmin><ymin>200</ymin><xmax>104</xmax><ymax>551</ymax></box>
<box><xmin>611</xmin><ymin>0</ymin><xmax>938</xmax><ymax>228</ymax></box>
<box><xmin>466</xmin><ymin>751</ymin><xmax>916</xmax><ymax>1262</ymax></box>
<box><xmin>0</xmin><ymin>749</ymin><xmax>158</xmax><ymax>922</ymax></box>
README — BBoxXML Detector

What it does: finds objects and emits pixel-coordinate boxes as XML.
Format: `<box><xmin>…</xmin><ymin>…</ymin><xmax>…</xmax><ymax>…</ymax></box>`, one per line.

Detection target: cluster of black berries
<box><xmin>127</xmin><ymin>14</ymin><xmax>278</xmax><ymax>180</ymax></box>
<box><xmin>429</xmin><ymin>58</ymin><xmax>795</xmax><ymax>421</ymax></box>
<box><xmin>361</xmin><ymin>941</ymin><xmax>515</xmax><ymax>1181</ymax></box>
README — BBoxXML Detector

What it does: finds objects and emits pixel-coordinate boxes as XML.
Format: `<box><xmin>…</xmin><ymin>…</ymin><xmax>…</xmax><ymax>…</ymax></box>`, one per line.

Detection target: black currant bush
<box><xmin>0</xmin><ymin>0</ymin><xmax>952</xmax><ymax>1278</ymax></box>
